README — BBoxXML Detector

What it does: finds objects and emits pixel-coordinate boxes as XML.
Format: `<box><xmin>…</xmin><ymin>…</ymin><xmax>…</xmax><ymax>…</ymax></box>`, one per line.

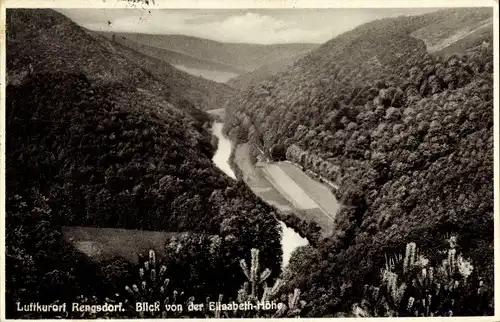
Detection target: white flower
<box><xmin>414</xmin><ymin>255</ymin><xmax>429</xmax><ymax>267</ymax></box>
<box><xmin>448</xmin><ymin>236</ymin><xmax>457</xmax><ymax>248</ymax></box>
<box><xmin>456</xmin><ymin>255</ymin><xmax>474</xmax><ymax>279</ymax></box>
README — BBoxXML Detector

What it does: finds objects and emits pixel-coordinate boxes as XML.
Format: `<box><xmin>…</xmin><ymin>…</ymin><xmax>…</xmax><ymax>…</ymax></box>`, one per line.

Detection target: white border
<box><xmin>1</xmin><ymin>1</ymin><xmax>6</xmax><ymax>321</ymax></box>
<box><xmin>0</xmin><ymin>1</ymin><xmax>498</xmax><ymax>322</ymax></box>
<box><xmin>1</xmin><ymin>0</ymin><xmax>499</xmax><ymax>8</ymax></box>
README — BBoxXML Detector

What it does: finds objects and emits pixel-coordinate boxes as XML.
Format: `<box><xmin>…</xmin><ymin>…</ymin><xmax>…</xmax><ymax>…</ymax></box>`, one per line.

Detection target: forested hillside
<box><xmin>97</xmin><ymin>31</ymin><xmax>244</xmax><ymax>76</ymax></box>
<box><xmin>224</xmin><ymin>8</ymin><xmax>494</xmax><ymax>316</ymax></box>
<box><xmin>5</xmin><ymin>9</ymin><xmax>282</xmax><ymax>318</ymax></box>
<box><xmin>6</xmin><ymin>9</ymin><xmax>236</xmax><ymax>111</ymax></box>
<box><xmin>411</xmin><ymin>8</ymin><xmax>493</xmax><ymax>57</ymax></box>
<box><xmin>228</xmin><ymin>49</ymin><xmax>313</xmax><ymax>89</ymax></box>
<box><xmin>100</xmin><ymin>32</ymin><xmax>316</xmax><ymax>72</ymax></box>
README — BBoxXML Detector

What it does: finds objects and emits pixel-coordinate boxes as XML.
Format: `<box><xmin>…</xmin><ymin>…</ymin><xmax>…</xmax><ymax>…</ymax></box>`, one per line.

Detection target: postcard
<box><xmin>0</xmin><ymin>0</ymin><xmax>498</xmax><ymax>319</ymax></box>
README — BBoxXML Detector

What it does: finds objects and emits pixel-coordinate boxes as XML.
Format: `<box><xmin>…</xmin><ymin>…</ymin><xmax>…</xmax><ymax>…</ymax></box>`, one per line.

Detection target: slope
<box><xmin>223</xmin><ymin>7</ymin><xmax>494</xmax><ymax>316</ymax></box>
<box><xmin>228</xmin><ymin>49</ymin><xmax>313</xmax><ymax>89</ymax></box>
<box><xmin>411</xmin><ymin>8</ymin><xmax>493</xmax><ymax>56</ymax></box>
<box><xmin>5</xmin><ymin>9</ymin><xmax>281</xmax><ymax>317</ymax></box>
<box><xmin>102</xmin><ymin>32</ymin><xmax>317</xmax><ymax>72</ymax></box>
<box><xmin>7</xmin><ymin>9</ymin><xmax>237</xmax><ymax>111</ymax></box>
<box><xmin>97</xmin><ymin>31</ymin><xmax>244</xmax><ymax>79</ymax></box>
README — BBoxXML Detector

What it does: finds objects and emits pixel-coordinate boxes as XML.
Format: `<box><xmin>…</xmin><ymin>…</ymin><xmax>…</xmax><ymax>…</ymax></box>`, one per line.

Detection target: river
<box><xmin>211</xmin><ymin>122</ymin><xmax>236</xmax><ymax>179</ymax></box>
<box><xmin>211</xmin><ymin>121</ymin><xmax>308</xmax><ymax>267</ymax></box>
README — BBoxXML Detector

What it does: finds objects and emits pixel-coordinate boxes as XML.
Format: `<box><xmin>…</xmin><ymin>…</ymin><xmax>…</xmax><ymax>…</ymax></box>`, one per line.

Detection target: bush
<box><xmin>349</xmin><ymin>237</ymin><xmax>493</xmax><ymax>317</ymax></box>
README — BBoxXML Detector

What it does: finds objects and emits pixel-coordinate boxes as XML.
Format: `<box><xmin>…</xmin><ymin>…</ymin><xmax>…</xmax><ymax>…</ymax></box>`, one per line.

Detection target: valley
<box><xmin>208</xmin><ymin>106</ymin><xmax>340</xmax><ymax>237</ymax></box>
<box><xmin>223</xmin><ymin>6</ymin><xmax>494</xmax><ymax>317</ymax></box>
<box><xmin>210</xmin><ymin>119</ymin><xmax>308</xmax><ymax>267</ymax></box>
<box><xmin>4</xmin><ymin>6</ymin><xmax>495</xmax><ymax>319</ymax></box>
<box><xmin>231</xmin><ymin>141</ymin><xmax>338</xmax><ymax>236</ymax></box>
<box><xmin>96</xmin><ymin>31</ymin><xmax>317</xmax><ymax>85</ymax></box>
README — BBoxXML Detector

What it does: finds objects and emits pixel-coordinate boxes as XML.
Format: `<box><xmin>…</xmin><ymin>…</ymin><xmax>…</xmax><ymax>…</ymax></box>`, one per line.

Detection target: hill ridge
<box><xmin>7</xmin><ymin>8</ymin><xmax>237</xmax><ymax>111</ymax></box>
<box><xmin>98</xmin><ymin>31</ymin><xmax>317</xmax><ymax>72</ymax></box>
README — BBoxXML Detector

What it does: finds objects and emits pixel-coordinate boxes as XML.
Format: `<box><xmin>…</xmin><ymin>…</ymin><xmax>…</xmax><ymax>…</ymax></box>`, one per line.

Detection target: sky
<box><xmin>58</xmin><ymin>8</ymin><xmax>441</xmax><ymax>44</ymax></box>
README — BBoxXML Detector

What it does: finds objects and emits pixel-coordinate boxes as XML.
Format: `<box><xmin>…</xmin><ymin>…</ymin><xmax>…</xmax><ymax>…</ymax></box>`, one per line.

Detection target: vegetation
<box><xmin>100</xmin><ymin>33</ymin><xmax>317</xmax><ymax>72</ymax></box>
<box><xmin>11</xmin><ymin>239</ymin><xmax>490</xmax><ymax>318</ymax></box>
<box><xmin>228</xmin><ymin>49</ymin><xmax>313</xmax><ymax>90</ymax></box>
<box><xmin>345</xmin><ymin>238</ymin><xmax>493</xmax><ymax>317</ymax></box>
<box><xmin>5</xmin><ymin>71</ymin><xmax>283</xmax><ymax>317</ymax></box>
<box><xmin>4</xmin><ymin>7</ymin><xmax>494</xmax><ymax>319</ymax></box>
<box><xmin>38</xmin><ymin>248</ymin><xmax>305</xmax><ymax>319</ymax></box>
<box><xmin>6</xmin><ymin>9</ymin><xmax>236</xmax><ymax>111</ymax></box>
<box><xmin>225</xmin><ymin>8</ymin><xmax>494</xmax><ymax>316</ymax></box>
<box><xmin>5</xmin><ymin>9</ymin><xmax>283</xmax><ymax>319</ymax></box>
<box><xmin>98</xmin><ymin>31</ymin><xmax>245</xmax><ymax>75</ymax></box>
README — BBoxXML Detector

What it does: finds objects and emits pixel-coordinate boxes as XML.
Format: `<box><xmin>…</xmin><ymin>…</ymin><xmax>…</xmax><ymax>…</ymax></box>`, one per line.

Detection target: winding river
<box><xmin>211</xmin><ymin>122</ymin><xmax>308</xmax><ymax>267</ymax></box>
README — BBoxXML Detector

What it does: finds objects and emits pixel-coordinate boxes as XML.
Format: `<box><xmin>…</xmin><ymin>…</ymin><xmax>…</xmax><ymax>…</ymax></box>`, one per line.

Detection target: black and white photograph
<box><xmin>1</xmin><ymin>0</ymin><xmax>498</xmax><ymax>319</ymax></box>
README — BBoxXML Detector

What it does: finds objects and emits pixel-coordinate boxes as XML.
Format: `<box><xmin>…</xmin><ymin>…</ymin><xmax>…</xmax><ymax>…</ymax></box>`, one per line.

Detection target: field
<box><xmin>262</xmin><ymin>164</ymin><xmax>319</xmax><ymax>210</ymax></box>
<box><xmin>277</xmin><ymin>162</ymin><xmax>340</xmax><ymax>218</ymax></box>
<box><xmin>261</xmin><ymin>163</ymin><xmax>337</xmax><ymax>235</ymax></box>
<box><xmin>234</xmin><ymin>144</ymin><xmax>294</xmax><ymax>214</ymax></box>
<box><xmin>234</xmin><ymin>143</ymin><xmax>337</xmax><ymax>235</ymax></box>
<box><xmin>61</xmin><ymin>226</ymin><xmax>186</xmax><ymax>264</ymax></box>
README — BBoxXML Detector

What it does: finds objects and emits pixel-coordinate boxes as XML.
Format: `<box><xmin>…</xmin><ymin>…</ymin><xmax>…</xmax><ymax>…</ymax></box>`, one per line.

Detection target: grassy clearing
<box><xmin>61</xmin><ymin>226</ymin><xmax>185</xmax><ymax>264</ymax></box>
<box><xmin>262</xmin><ymin>164</ymin><xmax>319</xmax><ymax>210</ymax></box>
<box><xmin>234</xmin><ymin>144</ymin><xmax>297</xmax><ymax>213</ymax></box>
<box><xmin>277</xmin><ymin>162</ymin><xmax>340</xmax><ymax>219</ymax></box>
<box><xmin>234</xmin><ymin>144</ymin><xmax>267</xmax><ymax>187</ymax></box>
<box><xmin>235</xmin><ymin>144</ymin><xmax>338</xmax><ymax>236</ymax></box>
<box><xmin>262</xmin><ymin>163</ymin><xmax>335</xmax><ymax>235</ymax></box>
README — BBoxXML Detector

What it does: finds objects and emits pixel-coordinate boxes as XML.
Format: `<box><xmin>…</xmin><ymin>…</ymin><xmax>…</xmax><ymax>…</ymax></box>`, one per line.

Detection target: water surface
<box><xmin>211</xmin><ymin>121</ymin><xmax>308</xmax><ymax>267</ymax></box>
<box><xmin>211</xmin><ymin>122</ymin><xmax>236</xmax><ymax>179</ymax></box>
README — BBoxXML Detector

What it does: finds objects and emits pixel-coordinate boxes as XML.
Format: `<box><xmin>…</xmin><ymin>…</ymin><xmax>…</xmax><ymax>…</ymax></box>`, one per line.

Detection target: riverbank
<box><xmin>232</xmin><ymin>143</ymin><xmax>338</xmax><ymax>237</ymax></box>
<box><xmin>210</xmin><ymin>121</ymin><xmax>308</xmax><ymax>267</ymax></box>
<box><xmin>227</xmin><ymin>143</ymin><xmax>326</xmax><ymax>248</ymax></box>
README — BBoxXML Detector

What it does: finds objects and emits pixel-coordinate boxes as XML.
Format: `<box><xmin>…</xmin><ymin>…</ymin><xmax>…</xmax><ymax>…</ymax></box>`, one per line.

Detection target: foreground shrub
<box><xmin>66</xmin><ymin>248</ymin><xmax>305</xmax><ymax>318</ymax></box>
<box><xmin>349</xmin><ymin>236</ymin><xmax>493</xmax><ymax>317</ymax></box>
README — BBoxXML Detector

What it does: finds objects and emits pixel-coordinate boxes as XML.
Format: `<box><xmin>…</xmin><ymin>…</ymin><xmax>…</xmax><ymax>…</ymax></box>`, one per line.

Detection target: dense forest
<box><xmin>227</xmin><ymin>50</ymin><xmax>313</xmax><ymax>90</ymax></box>
<box><xmin>224</xmin><ymin>8</ymin><xmax>494</xmax><ymax>316</ymax></box>
<box><xmin>5</xmin><ymin>9</ymin><xmax>283</xmax><ymax>318</ymax></box>
<box><xmin>3</xmin><ymin>6</ymin><xmax>496</xmax><ymax>319</ymax></box>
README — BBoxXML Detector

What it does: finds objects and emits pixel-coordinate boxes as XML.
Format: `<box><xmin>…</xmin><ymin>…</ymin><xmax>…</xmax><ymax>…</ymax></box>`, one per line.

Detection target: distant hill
<box><xmin>97</xmin><ymin>31</ymin><xmax>243</xmax><ymax>82</ymax></box>
<box><xmin>173</xmin><ymin>65</ymin><xmax>239</xmax><ymax>84</ymax></box>
<box><xmin>228</xmin><ymin>49</ymin><xmax>313</xmax><ymax>89</ymax></box>
<box><xmin>97</xmin><ymin>32</ymin><xmax>317</xmax><ymax>72</ymax></box>
<box><xmin>411</xmin><ymin>8</ymin><xmax>493</xmax><ymax>57</ymax></box>
<box><xmin>7</xmin><ymin>10</ymin><xmax>237</xmax><ymax>111</ymax></box>
<box><xmin>228</xmin><ymin>8</ymin><xmax>492</xmax><ymax>90</ymax></box>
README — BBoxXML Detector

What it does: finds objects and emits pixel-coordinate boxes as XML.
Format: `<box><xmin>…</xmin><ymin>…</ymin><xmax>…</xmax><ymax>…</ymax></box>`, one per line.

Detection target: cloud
<box><xmin>66</xmin><ymin>10</ymin><xmax>337</xmax><ymax>44</ymax></box>
<box><xmin>194</xmin><ymin>12</ymin><xmax>329</xmax><ymax>44</ymax></box>
<box><xmin>61</xmin><ymin>8</ymin><xmax>439</xmax><ymax>44</ymax></box>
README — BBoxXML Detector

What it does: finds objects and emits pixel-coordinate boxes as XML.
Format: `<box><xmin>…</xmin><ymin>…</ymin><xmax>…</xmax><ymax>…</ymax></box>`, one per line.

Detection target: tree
<box><xmin>270</xmin><ymin>144</ymin><xmax>287</xmax><ymax>161</ymax></box>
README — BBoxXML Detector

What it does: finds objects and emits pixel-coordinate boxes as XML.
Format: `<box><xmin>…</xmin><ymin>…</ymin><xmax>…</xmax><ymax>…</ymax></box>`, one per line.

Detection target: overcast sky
<box><xmin>58</xmin><ymin>8</ymin><xmax>441</xmax><ymax>44</ymax></box>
